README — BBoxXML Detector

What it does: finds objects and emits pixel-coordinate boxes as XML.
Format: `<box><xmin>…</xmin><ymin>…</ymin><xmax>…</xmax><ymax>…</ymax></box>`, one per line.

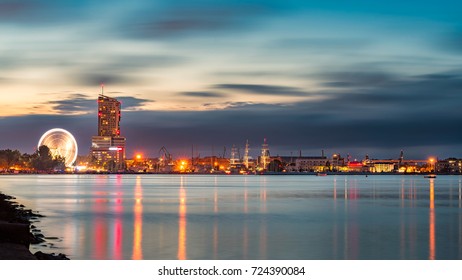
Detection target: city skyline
<box><xmin>1</xmin><ymin>1</ymin><xmax>462</xmax><ymax>159</ymax></box>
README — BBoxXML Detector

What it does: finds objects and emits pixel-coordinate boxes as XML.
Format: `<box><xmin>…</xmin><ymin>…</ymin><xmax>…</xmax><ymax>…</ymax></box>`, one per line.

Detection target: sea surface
<box><xmin>0</xmin><ymin>174</ymin><xmax>461</xmax><ymax>260</ymax></box>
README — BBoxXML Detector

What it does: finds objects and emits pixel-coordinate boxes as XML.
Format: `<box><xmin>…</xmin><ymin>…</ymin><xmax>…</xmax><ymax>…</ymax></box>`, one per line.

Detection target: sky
<box><xmin>1</xmin><ymin>0</ymin><xmax>462</xmax><ymax>160</ymax></box>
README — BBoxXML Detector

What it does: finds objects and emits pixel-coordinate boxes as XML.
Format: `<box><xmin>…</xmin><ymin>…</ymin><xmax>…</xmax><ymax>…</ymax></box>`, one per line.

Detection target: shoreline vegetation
<box><xmin>0</xmin><ymin>192</ymin><xmax>69</xmax><ymax>260</ymax></box>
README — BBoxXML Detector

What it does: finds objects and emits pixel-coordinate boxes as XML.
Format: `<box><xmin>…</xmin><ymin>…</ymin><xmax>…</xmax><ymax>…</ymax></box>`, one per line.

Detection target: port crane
<box><xmin>159</xmin><ymin>146</ymin><xmax>173</xmax><ymax>165</ymax></box>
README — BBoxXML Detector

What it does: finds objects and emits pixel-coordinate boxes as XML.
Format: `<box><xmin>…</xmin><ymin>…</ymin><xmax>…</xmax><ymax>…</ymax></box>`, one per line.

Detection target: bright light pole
<box><xmin>429</xmin><ymin>158</ymin><xmax>435</xmax><ymax>173</ymax></box>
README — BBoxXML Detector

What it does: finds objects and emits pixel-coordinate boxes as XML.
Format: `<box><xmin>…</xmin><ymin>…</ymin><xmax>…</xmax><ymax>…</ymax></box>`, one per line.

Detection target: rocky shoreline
<box><xmin>0</xmin><ymin>192</ymin><xmax>69</xmax><ymax>260</ymax></box>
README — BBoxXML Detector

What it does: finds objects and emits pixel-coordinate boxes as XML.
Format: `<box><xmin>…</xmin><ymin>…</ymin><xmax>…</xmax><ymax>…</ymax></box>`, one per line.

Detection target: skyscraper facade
<box><xmin>91</xmin><ymin>92</ymin><xmax>126</xmax><ymax>171</ymax></box>
<box><xmin>98</xmin><ymin>94</ymin><xmax>121</xmax><ymax>137</ymax></box>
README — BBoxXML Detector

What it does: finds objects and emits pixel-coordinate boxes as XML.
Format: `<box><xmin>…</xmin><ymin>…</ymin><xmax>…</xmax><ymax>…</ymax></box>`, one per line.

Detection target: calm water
<box><xmin>0</xmin><ymin>174</ymin><xmax>461</xmax><ymax>260</ymax></box>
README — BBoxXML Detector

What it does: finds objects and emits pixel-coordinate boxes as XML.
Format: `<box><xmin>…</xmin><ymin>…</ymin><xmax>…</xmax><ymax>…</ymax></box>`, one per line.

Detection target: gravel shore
<box><xmin>0</xmin><ymin>192</ymin><xmax>69</xmax><ymax>260</ymax></box>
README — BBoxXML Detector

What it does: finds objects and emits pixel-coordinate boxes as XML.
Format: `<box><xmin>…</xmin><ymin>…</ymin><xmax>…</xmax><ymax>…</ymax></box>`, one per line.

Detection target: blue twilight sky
<box><xmin>1</xmin><ymin>0</ymin><xmax>462</xmax><ymax>159</ymax></box>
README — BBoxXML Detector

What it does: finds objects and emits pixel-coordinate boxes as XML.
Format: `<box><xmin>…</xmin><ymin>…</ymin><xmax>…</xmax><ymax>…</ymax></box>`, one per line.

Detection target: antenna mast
<box><xmin>244</xmin><ymin>140</ymin><xmax>250</xmax><ymax>169</ymax></box>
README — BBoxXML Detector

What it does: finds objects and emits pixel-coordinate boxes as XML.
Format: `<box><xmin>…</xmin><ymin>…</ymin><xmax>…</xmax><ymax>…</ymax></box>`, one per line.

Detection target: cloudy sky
<box><xmin>1</xmin><ymin>0</ymin><xmax>462</xmax><ymax>160</ymax></box>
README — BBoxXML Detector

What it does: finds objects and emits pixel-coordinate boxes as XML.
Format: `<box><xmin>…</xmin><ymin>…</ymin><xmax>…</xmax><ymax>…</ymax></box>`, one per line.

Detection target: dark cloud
<box><xmin>180</xmin><ymin>91</ymin><xmax>226</xmax><ymax>98</ymax></box>
<box><xmin>76</xmin><ymin>73</ymin><xmax>137</xmax><ymax>87</ymax></box>
<box><xmin>105</xmin><ymin>55</ymin><xmax>187</xmax><ymax>70</ymax></box>
<box><xmin>270</xmin><ymin>37</ymin><xmax>373</xmax><ymax>52</ymax></box>
<box><xmin>215</xmin><ymin>84</ymin><xmax>309</xmax><ymax>96</ymax></box>
<box><xmin>47</xmin><ymin>94</ymin><xmax>152</xmax><ymax>114</ymax></box>
<box><xmin>0</xmin><ymin>1</ymin><xmax>39</xmax><ymax>20</ymax></box>
<box><xmin>120</xmin><ymin>1</ymin><xmax>276</xmax><ymax>39</ymax></box>
<box><xmin>118</xmin><ymin>97</ymin><xmax>153</xmax><ymax>110</ymax></box>
<box><xmin>73</xmin><ymin>54</ymin><xmax>187</xmax><ymax>86</ymax></box>
<box><xmin>0</xmin><ymin>0</ymin><xmax>97</xmax><ymax>24</ymax></box>
<box><xmin>317</xmin><ymin>71</ymin><xmax>396</xmax><ymax>88</ymax></box>
<box><xmin>202</xmin><ymin>101</ymin><xmax>262</xmax><ymax>109</ymax></box>
<box><xmin>0</xmin><ymin>0</ymin><xmax>290</xmax><ymax>37</ymax></box>
<box><xmin>48</xmin><ymin>94</ymin><xmax>95</xmax><ymax>114</ymax></box>
<box><xmin>415</xmin><ymin>73</ymin><xmax>459</xmax><ymax>80</ymax></box>
<box><xmin>213</xmin><ymin>71</ymin><xmax>284</xmax><ymax>78</ymax></box>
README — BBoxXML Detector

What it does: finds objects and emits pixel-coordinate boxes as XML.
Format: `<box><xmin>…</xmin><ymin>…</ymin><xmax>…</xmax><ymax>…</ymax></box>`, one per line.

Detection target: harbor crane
<box><xmin>159</xmin><ymin>146</ymin><xmax>173</xmax><ymax>165</ymax></box>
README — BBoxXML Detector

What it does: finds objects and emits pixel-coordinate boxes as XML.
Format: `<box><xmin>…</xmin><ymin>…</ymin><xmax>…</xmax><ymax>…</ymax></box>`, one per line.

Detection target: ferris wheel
<box><xmin>37</xmin><ymin>128</ymin><xmax>78</xmax><ymax>167</ymax></box>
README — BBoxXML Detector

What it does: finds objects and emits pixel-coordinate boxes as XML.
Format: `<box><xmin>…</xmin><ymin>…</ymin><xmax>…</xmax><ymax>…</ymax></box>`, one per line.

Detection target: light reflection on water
<box><xmin>429</xmin><ymin>178</ymin><xmax>435</xmax><ymax>260</ymax></box>
<box><xmin>177</xmin><ymin>176</ymin><xmax>186</xmax><ymax>260</ymax></box>
<box><xmin>0</xmin><ymin>174</ymin><xmax>461</xmax><ymax>260</ymax></box>
<box><xmin>132</xmin><ymin>176</ymin><xmax>143</xmax><ymax>260</ymax></box>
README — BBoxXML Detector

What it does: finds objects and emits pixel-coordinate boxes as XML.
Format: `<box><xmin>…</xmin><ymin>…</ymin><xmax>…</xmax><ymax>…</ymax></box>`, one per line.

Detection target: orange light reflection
<box><xmin>178</xmin><ymin>177</ymin><xmax>187</xmax><ymax>260</ymax></box>
<box><xmin>132</xmin><ymin>176</ymin><xmax>143</xmax><ymax>260</ymax></box>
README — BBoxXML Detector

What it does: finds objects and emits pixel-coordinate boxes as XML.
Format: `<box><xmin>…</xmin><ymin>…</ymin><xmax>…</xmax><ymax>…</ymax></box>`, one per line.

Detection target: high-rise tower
<box><xmin>91</xmin><ymin>85</ymin><xmax>126</xmax><ymax>171</ymax></box>
<box><xmin>97</xmin><ymin>94</ymin><xmax>121</xmax><ymax>137</ymax></box>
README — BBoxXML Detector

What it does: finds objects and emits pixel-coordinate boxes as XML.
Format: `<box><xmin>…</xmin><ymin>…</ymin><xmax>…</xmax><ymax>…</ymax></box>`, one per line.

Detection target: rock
<box><xmin>30</xmin><ymin>235</ymin><xmax>45</xmax><ymax>244</ymax></box>
<box><xmin>0</xmin><ymin>243</ymin><xmax>36</xmax><ymax>260</ymax></box>
<box><xmin>1</xmin><ymin>191</ymin><xmax>69</xmax><ymax>259</ymax></box>
<box><xmin>0</xmin><ymin>221</ymin><xmax>32</xmax><ymax>247</ymax></box>
<box><xmin>34</xmin><ymin>251</ymin><xmax>69</xmax><ymax>260</ymax></box>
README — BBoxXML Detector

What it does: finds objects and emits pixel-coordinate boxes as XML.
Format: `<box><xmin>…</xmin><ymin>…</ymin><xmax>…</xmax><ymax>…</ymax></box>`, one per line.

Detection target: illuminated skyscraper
<box><xmin>91</xmin><ymin>86</ymin><xmax>126</xmax><ymax>171</ymax></box>
<box><xmin>97</xmin><ymin>94</ymin><xmax>121</xmax><ymax>137</ymax></box>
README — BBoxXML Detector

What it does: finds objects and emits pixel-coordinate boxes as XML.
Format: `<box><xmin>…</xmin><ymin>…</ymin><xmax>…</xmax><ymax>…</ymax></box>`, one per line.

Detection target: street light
<box><xmin>429</xmin><ymin>158</ymin><xmax>435</xmax><ymax>173</ymax></box>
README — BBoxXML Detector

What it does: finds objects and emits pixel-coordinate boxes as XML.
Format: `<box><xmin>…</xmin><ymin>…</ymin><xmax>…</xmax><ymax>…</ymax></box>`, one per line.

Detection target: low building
<box><xmin>371</xmin><ymin>161</ymin><xmax>396</xmax><ymax>173</ymax></box>
<box><xmin>90</xmin><ymin>136</ymin><xmax>126</xmax><ymax>170</ymax></box>
<box><xmin>347</xmin><ymin>161</ymin><xmax>365</xmax><ymax>172</ymax></box>
<box><xmin>437</xmin><ymin>158</ymin><xmax>462</xmax><ymax>174</ymax></box>
<box><xmin>296</xmin><ymin>156</ymin><xmax>329</xmax><ymax>172</ymax></box>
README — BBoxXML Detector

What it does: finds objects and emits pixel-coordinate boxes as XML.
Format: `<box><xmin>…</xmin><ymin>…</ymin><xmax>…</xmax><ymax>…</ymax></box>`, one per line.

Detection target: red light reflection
<box><xmin>429</xmin><ymin>179</ymin><xmax>435</xmax><ymax>260</ymax></box>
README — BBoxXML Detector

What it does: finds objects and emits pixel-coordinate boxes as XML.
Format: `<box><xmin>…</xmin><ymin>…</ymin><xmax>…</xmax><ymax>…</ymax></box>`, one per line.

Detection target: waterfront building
<box><xmin>398</xmin><ymin>160</ymin><xmax>428</xmax><ymax>173</ymax></box>
<box><xmin>347</xmin><ymin>161</ymin><xmax>365</xmax><ymax>172</ymax></box>
<box><xmin>436</xmin><ymin>158</ymin><xmax>462</xmax><ymax>174</ymax></box>
<box><xmin>331</xmin><ymin>153</ymin><xmax>346</xmax><ymax>171</ymax></box>
<box><xmin>370</xmin><ymin>161</ymin><xmax>395</xmax><ymax>173</ymax></box>
<box><xmin>295</xmin><ymin>156</ymin><xmax>329</xmax><ymax>172</ymax></box>
<box><xmin>90</xmin><ymin>89</ymin><xmax>126</xmax><ymax>171</ymax></box>
<box><xmin>193</xmin><ymin>156</ymin><xmax>230</xmax><ymax>173</ymax></box>
<box><xmin>271</xmin><ymin>155</ymin><xmax>328</xmax><ymax>172</ymax></box>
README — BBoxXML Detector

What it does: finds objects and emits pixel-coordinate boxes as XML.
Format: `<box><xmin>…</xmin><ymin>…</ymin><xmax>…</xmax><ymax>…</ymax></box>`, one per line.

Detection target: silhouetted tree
<box><xmin>19</xmin><ymin>153</ymin><xmax>33</xmax><ymax>170</ymax></box>
<box><xmin>32</xmin><ymin>145</ymin><xmax>55</xmax><ymax>172</ymax></box>
<box><xmin>0</xmin><ymin>149</ymin><xmax>21</xmax><ymax>170</ymax></box>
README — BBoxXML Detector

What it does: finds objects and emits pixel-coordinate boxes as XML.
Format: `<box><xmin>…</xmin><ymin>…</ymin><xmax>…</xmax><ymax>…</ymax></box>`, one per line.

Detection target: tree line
<box><xmin>0</xmin><ymin>145</ymin><xmax>65</xmax><ymax>173</ymax></box>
